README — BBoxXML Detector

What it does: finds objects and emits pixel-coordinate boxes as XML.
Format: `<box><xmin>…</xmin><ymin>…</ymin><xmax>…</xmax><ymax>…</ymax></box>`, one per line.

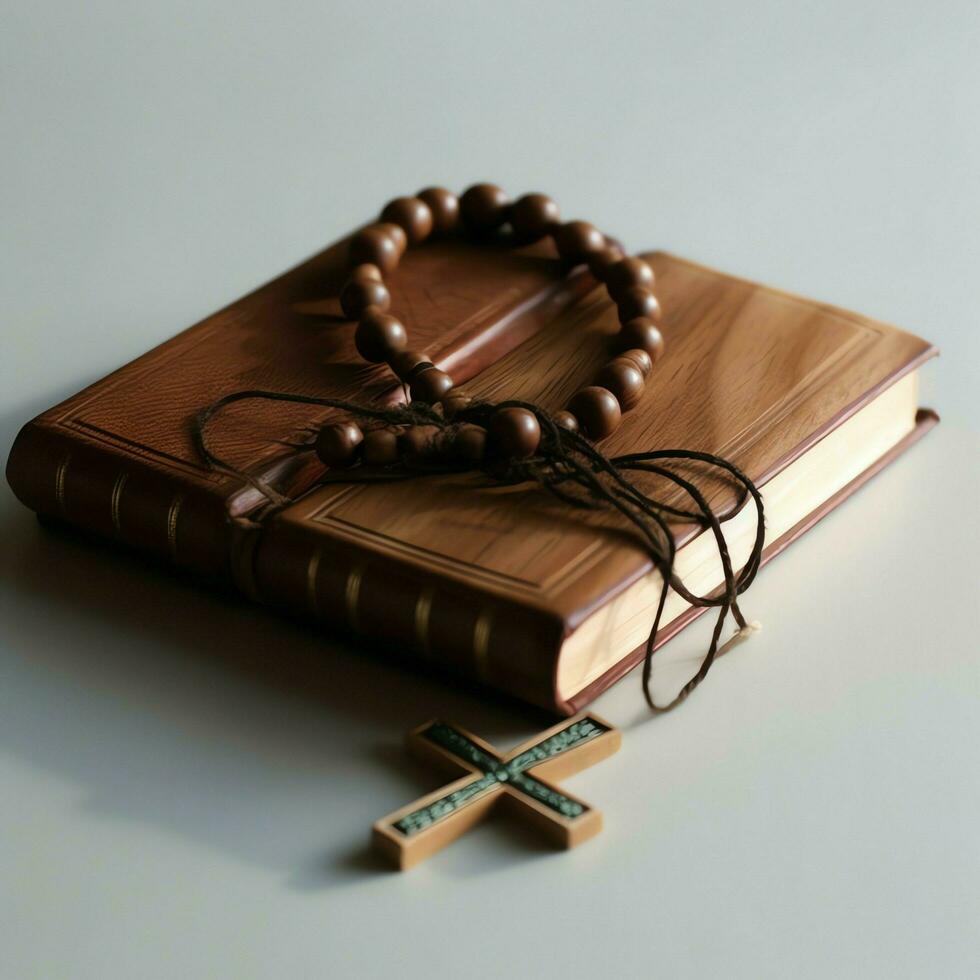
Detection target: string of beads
<box><xmin>316</xmin><ymin>183</ymin><xmax>665</xmax><ymax>470</ymax></box>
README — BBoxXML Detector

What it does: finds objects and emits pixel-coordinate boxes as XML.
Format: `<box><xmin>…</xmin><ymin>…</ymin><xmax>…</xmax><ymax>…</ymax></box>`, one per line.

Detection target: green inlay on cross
<box><xmin>393</xmin><ymin>717</ymin><xmax>608</xmax><ymax>836</ymax></box>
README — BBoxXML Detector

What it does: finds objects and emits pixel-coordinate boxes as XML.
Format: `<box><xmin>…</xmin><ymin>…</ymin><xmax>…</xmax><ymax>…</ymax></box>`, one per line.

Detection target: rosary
<box><xmin>316</xmin><ymin>183</ymin><xmax>665</xmax><ymax>468</ymax></box>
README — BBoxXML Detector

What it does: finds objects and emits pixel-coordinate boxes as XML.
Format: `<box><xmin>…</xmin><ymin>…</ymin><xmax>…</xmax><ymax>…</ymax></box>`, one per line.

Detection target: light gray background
<box><xmin>1</xmin><ymin>3</ymin><xmax>978</xmax><ymax>978</ymax></box>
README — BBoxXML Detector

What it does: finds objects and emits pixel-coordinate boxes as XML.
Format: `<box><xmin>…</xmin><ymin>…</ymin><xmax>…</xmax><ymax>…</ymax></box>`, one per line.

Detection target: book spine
<box><xmin>250</xmin><ymin>516</ymin><xmax>569</xmax><ymax>714</ymax></box>
<box><xmin>6</xmin><ymin>421</ymin><xmax>232</xmax><ymax>578</ymax></box>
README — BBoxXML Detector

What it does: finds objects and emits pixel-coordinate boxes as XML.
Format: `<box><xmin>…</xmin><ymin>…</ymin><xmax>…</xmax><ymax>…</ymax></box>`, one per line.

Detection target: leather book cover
<box><xmin>6</xmin><ymin>235</ymin><xmax>936</xmax><ymax>713</ymax></box>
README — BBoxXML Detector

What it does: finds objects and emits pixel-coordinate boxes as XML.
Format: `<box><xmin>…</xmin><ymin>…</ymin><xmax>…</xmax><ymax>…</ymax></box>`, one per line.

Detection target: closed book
<box><xmin>6</xmin><ymin>234</ymin><xmax>937</xmax><ymax>714</ymax></box>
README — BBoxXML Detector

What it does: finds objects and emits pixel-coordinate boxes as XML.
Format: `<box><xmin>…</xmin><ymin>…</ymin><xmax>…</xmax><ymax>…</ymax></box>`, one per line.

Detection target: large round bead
<box><xmin>361</xmin><ymin>428</ymin><xmax>400</xmax><ymax>465</ymax></box>
<box><xmin>410</xmin><ymin>366</ymin><xmax>454</xmax><ymax>403</ymax></box>
<box><xmin>553</xmin><ymin>410</ymin><xmax>579</xmax><ymax>434</ymax></box>
<box><xmin>587</xmin><ymin>244</ymin><xmax>625</xmax><ymax>282</ymax></box>
<box><xmin>614</xmin><ymin>318</ymin><xmax>665</xmax><ymax>361</ymax></box>
<box><xmin>459</xmin><ymin>183</ymin><xmax>510</xmax><ymax>234</ymax></box>
<box><xmin>595</xmin><ymin>359</ymin><xmax>645</xmax><ymax>410</ymax></box>
<box><xmin>616</xmin><ymin>287</ymin><xmax>660</xmax><ymax>323</ymax></box>
<box><xmin>606</xmin><ymin>256</ymin><xmax>655</xmax><ymax>295</ymax></box>
<box><xmin>340</xmin><ymin>277</ymin><xmax>390</xmax><ymax>320</ymax></box>
<box><xmin>618</xmin><ymin>347</ymin><xmax>654</xmax><ymax>378</ymax></box>
<box><xmin>453</xmin><ymin>424</ymin><xmax>487</xmax><ymax>463</ymax></box>
<box><xmin>510</xmin><ymin>193</ymin><xmax>560</xmax><ymax>244</ymax></box>
<box><xmin>348</xmin><ymin>226</ymin><xmax>402</xmax><ymax>274</ymax></box>
<box><xmin>441</xmin><ymin>392</ymin><xmax>473</xmax><ymax>419</ymax></box>
<box><xmin>553</xmin><ymin>221</ymin><xmax>606</xmax><ymax>263</ymax></box>
<box><xmin>351</xmin><ymin>262</ymin><xmax>383</xmax><ymax>283</ymax></box>
<box><xmin>355</xmin><ymin>310</ymin><xmax>408</xmax><ymax>362</ymax></box>
<box><xmin>417</xmin><ymin>186</ymin><xmax>461</xmax><ymax>234</ymax></box>
<box><xmin>375</xmin><ymin>221</ymin><xmax>408</xmax><ymax>255</ymax></box>
<box><xmin>398</xmin><ymin>425</ymin><xmax>441</xmax><ymax>461</ymax></box>
<box><xmin>381</xmin><ymin>196</ymin><xmax>434</xmax><ymax>244</ymax></box>
<box><xmin>315</xmin><ymin>421</ymin><xmax>363</xmax><ymax>468</ymax></box>
<box><xmin>488</xmin><ymin>407</ymin><xmax>541</xmax><ymax>459</ymax></box>
<box><xmin>567</xmin><ymin>386</ymin><xmax>622</xmax><ymax>440</ymax></box>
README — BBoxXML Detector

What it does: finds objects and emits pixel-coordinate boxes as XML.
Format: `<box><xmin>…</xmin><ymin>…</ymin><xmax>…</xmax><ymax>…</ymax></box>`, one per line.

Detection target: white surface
<box><xmin>1</xmin><ymin>3</ymin><xmax>978</xmax><ymax>978</ymax></box>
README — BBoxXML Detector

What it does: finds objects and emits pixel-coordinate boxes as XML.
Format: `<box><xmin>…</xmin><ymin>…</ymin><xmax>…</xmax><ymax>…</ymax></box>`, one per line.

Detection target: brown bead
<box><xmin>441</xmin><ymin>392</ymin><xmax>473</xmax><ymax>419</ymax></box>
<box><xmin>381</xmin><ymin>196</ymin><xmax>434</xmax><ymax>244</ymax></box>
<box><xmin>510</xmin><ymin>193</ymin><xmax>560</xmax><ymax>244</ymax></box>
<box><xmin>616</xmin><ymin>287</ymin><xmax>660</xmax><ymax>323</ymax></box>
<box><xmin>459</xmin><ymin>183</ymin><xmax>510</xmax><ymax>234</ymax></box>
<box><xmin>553</xmin><ymin>221</ymin><xmax>606</xmax><ymax>263</ymax></box>
<box><xmin>348</xmin><ymin>226</ymin><xmax>401</xmax><ymax>274</ymax></box>
<box><xmin>388</xmin><ymin>349</ymin><xmax>430</xmax><ymax>381</ymax></box>
<box><xmin>410</xmin><ymin>366</ymin><xmax>454</xmax><ymax>403</ymax></box>
<box><xmin>488</xmin><ymin>407</ymin><xmax>541</xmax><ymax>459</ymax></box>
<box><xmin>375</xmin><ymin>221</ymin><xmax>408</xmax><ymax>256</ymax></box>
<box><xmin>355</xmin><ymin>310</ymin><xmax>408</xmax><ymax>362</ymax></box>
<box><xmin>315</xmin><ymin>421</ymin><xmax>363</xmax><ymax>468</ymax></box>
<box><xmin>606</xmin><ymin>256</ymin><xmax>655</xmax><ymax>295</ymax></box>
<box><xmin>618</xmin><ymin>347</ymin><xmax>654</xmax><ymax>378</ymax></box>
<box><xmin>567</xmin><ymin>386</ymin><xmax>622</xmax><ymax>440</ymax></box>
<box><xmin>453</xmin><ymin>424</ymin><xmax>487</xmax><ymax>463</ymax></box>
<box><xmin>351</xmin><ymin>263</ymin><xmax>383</xmax><ymax>283</ymax></box>
<box><xmin>595</xmin><ymin>359</ymin><xmax>646</xmax><ymax>410</ymax></box>
<box><xmin>587</xmin><ymin>244</ymin><xmax>625</xmax><ymax>282</ymax></box>
<box><xmin>417</xmin><ymin>187</ymin><xmax>460</xmax><ymax>234</ymax></box>
<box><xmin>553</xmin><ymin>410</ymin><xmax>579</xmax><ymax>434</ymax></box>
<box><xmin>340</xmin><ymin>277</ymin><xmax>390</xmax><ymax>320</ymax></box>
<box><xmin>614</xmin><ymin>318</ymin><xmax>665</xmax><ymax>362</ymax></box>
<box><xmin>398</xmin><ymin>425</ymin><xmax>442</xmax><ymax>461</ymax></box>
<box><xmin>361</xmin><ymin>428</ymin><xmax>400</xmax><ymax>465</ymax></box>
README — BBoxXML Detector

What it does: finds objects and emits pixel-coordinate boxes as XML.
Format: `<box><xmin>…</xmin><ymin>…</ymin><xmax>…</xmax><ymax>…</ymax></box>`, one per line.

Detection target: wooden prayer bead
<box><xmin>349</xmin><ymin>226</ymin><xmax>402</xmax><ymax>275</ymax></box>
<box><xmin>388</xmin><ymin>349</ymin><xmax>430</xmax><ymax>381</ymax></box>
<box><xmin>410</xmin><ymin>366</ymin><xmax>454</xmax><ymax>403</ymax></box>
<box><xmin>553</xmin><ymin>221</ymin><xmax>606</xmax><ymax>263</ymax></box>
<box><xmin>417</xmin><ymin>187</ymin><xmax>460</xmax><ymax>234</ymax></box>
<box><xmin>595</xmin><ymin>359</ymin><xmax>645</xmax><ymax>410</ymax></box>
<box><xmin>399</xmin><ymin>425</ymin><xmax>442</xmax><ymax>461</ymax></box>
<box><xmin>453</xmin><ymin>424</ymin><xmax>487</xmax><ymax>463</ymax></box>
<box><xmin>376</xmin><ymin>221</ymin><xmax>408</xmax><ymax>256</ymax></box>
<box><xmin>553</xmin><ymin>410</ymin><xmax>579</xmax><ymax>433</ymax></box>
<box><xmin>441</xmin><ymin>392</ymin><xmax>473</xmax><ymax>419</ymax></box>
<box><xmin>340</xmin><ymin>277</ymin><xmax>390</xmax><ymax>320</ymax></box>
<box><xmin>361</xmin><ymin>428</ymin><xmax>400</xmax><ymax>465</ymax></box>
<box><xmin>381</xmin><ymin>196</ymin><xmax>434</xmax><ymax>245</ymax></box>
<box><xmin>510</xmin><ymin>193</ymin><xmax>560</xmax><ymax>244</ymax></box>
<box><xmin>567</xmin><ymin>386</ymin><xmax>621</xmax><ymax>440</ymax></box>
<box><xmin>618</xmin><ymin>347</ymin><xmax>653</xmax><ymax>378</ymax></box>
<box><xmin>460</xmin><ymin>183</ymin><xmax>510</xmax><ymax>234</ymax></box>
<box><xmin>614</xmin><ymin>318</ymin><xmax>665</xmax><ymax>361</ymax></box>
<box><xmin>489</xmin><ymin>407</ymin><xmax>541</xmax><ymax>459</ymax></box>
<box><xmin>315</xmin><ymin>421</ymin><xmax>363</xmax><ymax>468</ymax></box>
<box><xmin>616</xmin><ymin>287</ymin><xmax>660</xmax><ymax>323</ymax></box>
<box><xmin>606</xmin><ymin>256</ymin><xmax>655</xmax><ymax>294</ymax></box>
<box><xmin>355</xmin><ymin>310</ymin><xmax>408</xmax><ymax>363</ymax></box>
<box><xmin>351</xmin><ymin>263</ymin><xmax>383</xmax><ymax>283</ymax></box>
<box><xmin>587</xmin><ymin>244</ymin><xmax>625</xmax><ymax>282</ymax></box>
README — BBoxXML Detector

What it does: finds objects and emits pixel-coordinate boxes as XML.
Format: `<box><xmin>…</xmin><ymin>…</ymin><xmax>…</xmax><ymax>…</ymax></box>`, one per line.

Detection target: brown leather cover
<box><xmin>5</xmin><ymin>237</ymin><xmax>937</xmax><ymax>713</ymax></box>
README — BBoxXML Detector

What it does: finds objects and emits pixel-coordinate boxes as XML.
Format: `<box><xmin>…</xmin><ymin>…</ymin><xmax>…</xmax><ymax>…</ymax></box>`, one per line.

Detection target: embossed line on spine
<box><xmin>110</xmin><ymin>472</ymin><xmax>129</xmax><ymax>534</ymax></box>
<box><xmin>166</xmin><ymin>494</ymin><xmax>185</xmax><ymax>562</ymax></box>
<box><xmin>54</xmin><ymin>453</ymin><xmax>71</xmax><ymax>517</ymax></box>
<box><xmin>345</xmin><ymin>565</ymin><xmax>364</xmax><ymax>633</ymax></box>
<box><xmin>306</xmin><ymin>549</ymin><xmax>322</xmax><ymax>617</ymax></box>
<box><xmin>414</xmin><ymin>588</ymin><xmax>434</xmax><ymax>659</ymax></box>
<box><xmin>472</xmin><ymin>610</ymin><xmax>493</xmax><ymax>682</ymax></box>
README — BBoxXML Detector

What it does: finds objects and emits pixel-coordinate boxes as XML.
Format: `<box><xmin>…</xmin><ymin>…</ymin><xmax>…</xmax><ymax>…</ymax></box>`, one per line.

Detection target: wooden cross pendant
<box><xmin>372</xmin><ymin>713</ymin><xmax>621</xmax><ymax>870</ymax></box>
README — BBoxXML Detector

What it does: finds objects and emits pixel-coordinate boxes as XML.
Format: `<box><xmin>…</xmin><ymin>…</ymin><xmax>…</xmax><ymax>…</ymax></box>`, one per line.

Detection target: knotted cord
<box><xmin>194</xmin><ymin>390</ymin><xmax>765</xmax><ymax>711</ymax></box>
